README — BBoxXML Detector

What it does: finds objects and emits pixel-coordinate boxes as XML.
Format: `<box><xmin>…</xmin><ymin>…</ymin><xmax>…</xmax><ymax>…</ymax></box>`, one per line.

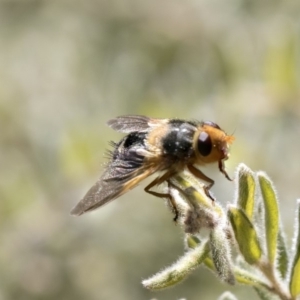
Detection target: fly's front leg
<box><xmin>218</xmin><ymin>159</ymin><xmax>232</xmax><ymax>181</ymax></box>
<box><xmin>187</xmin><ymin>164</ymin><xmax>215</xmax><ymax>202</ymax></box>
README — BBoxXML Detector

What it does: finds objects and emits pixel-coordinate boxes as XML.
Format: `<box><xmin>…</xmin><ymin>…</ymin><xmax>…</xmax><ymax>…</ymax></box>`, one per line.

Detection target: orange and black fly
<box><xmin>71</xmin><ymin>115</ymin><xmax>234</xmax><ymax>220</ymax></box>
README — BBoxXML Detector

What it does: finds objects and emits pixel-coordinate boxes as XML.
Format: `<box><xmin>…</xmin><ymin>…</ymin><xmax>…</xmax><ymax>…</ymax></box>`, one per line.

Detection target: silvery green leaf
<box><xmin>258</xmin><ymin>172</ymin><xmax>279</xmax><ymax>264</ymax></box>
<box><xmin>142</xmin><ymin>240</ymin><xmax>210</xmax><ymax>290</ymax></box>
<box><xmin>289</xmin><ymin>199</ymin><xmax>300</xmax><ymax>297</ymax></box>
<box><xmin>236</xmin><ymin>164</ymin><xmax>256</xmax><ymax>219</ymax></box>
<box><xmin>228</xmin><ymin>206</ymin><xmax>262</xmax><ymax>265</ymax></box>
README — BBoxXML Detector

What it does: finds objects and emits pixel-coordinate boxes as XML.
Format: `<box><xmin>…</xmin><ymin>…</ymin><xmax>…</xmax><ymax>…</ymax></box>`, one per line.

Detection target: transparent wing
<box><xmin>107</xmin><ymin>115</ymin><xmax>152</xmax><ymax>133</ymax></box>
<box><xmin>71</xmin><ymin>155</ymin><xmax>158</xmax><ymax>216</ymax></box>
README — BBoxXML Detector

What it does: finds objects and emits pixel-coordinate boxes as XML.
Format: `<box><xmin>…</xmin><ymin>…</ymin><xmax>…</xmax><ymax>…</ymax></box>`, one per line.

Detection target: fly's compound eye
<box><xmin>198</xmin><ymin>132</ymin><xmax>212</xmax><ymax>156</ymax></box>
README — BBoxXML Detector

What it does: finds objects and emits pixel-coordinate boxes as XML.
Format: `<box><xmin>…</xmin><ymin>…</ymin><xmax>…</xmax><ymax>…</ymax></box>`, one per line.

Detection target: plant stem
<box><xmin>259</xmin><ymin>261</ymin><xmax>292</xmax><ymax>300</ymax></box>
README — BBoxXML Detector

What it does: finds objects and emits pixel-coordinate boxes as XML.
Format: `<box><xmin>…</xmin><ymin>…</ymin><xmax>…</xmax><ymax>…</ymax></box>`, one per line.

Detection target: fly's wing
<box><xmin>107</xmin><ymin>115</ymin><xmax>151</xmax><ymax>133</ymax></box>
<box><xmin>71</xmin><ymin>115</ymin><xmax>169</xmax><ymax>216</ymax></box>
<box><xmin>107</xmin><ymin>115</ymin><xmax>168</xmax><ymax>133</ymax></box>
<box><xmin>71</xmin><ymin>149</ymin><xmax>159</xmax><ymax>216</ymax></box>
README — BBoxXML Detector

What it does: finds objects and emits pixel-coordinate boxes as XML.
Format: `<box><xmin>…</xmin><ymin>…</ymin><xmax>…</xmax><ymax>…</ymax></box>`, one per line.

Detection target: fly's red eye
<box><xmin>198</xmin><ymin>132</ymin><xmax>212</xmax><ymax>156</ymax></box>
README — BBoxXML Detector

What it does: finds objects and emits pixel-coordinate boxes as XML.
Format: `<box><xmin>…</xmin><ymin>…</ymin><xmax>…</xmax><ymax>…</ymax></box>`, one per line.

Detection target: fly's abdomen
<box><xmin>108</xmin><ymin>132</ymin><xmax>146</xmax><ymax>180</ymax></box>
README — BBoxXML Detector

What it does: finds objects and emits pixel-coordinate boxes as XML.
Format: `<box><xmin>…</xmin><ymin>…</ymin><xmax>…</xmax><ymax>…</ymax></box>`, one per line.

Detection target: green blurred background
<box><xmin>0</xmin><ymin>0</ymin><xmax>299</xmax><ymax>299</ymax></box>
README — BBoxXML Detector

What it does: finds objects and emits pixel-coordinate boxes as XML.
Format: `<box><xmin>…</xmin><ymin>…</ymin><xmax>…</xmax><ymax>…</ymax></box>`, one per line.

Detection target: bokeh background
<box><xmin>1</xmin><ymin>0</ymin><xmax>300</xmax><ymax>299</ymax></box>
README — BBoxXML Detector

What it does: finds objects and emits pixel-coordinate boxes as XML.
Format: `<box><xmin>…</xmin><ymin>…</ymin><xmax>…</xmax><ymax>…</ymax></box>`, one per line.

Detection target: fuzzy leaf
<box><xmin>258</xmin><ymin>172</ymin><xmax>279</xmax><ymax>264</ymax></box>
<box><xmin>210</xmin><ymin>225</ymin><xmax>235</xmax><ymax>285</ymax></box>
<box><xmin>228</xmin><ymin>207</ymin><xmax>262</xmax><ymax>265</ymax></box>
<box><xmin>170</xmin><ymin>174</ymin><xmax>225</xmax><ymax>233</ymax></box>
<box><xmin>142</xmin><ymin>241</ymin><xmax>210</xmax><ymax>290</ymax></box>
<box><xmin>254</xmin><ymin>287</ymin><xmax>279</xmax><ymax>300</ymax></box>
<box><xmin>234</xmin><ymin>267</ymin><xmax>270</xmax><ymax>289</ymax></box>
<box><xmin>289</xmin><ymin>199</ymin><xmax>300</xmax><ymax>297</ymax></box>
<box><xmin>237</xmin><ymin>164</ymin><xmax>256</xmax><ymax>219</ymax></box>
<box><xmin>277</xmin><ymin>230</ymin><xmax>289</xmax><ymax>279</ymax></box>
<box><xmin>171</xmin><ymin>174</ymin><xmax>214</xmax><ymax>209</ymax></box>
<box><xmin>205</xmin><ymin>260</ymin><xmax>270</xmax><ymax>289</ymax></box>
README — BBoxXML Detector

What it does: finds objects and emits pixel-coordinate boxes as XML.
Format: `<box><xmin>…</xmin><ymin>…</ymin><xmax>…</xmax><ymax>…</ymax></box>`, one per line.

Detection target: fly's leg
<box><xmin>144</xmin><ymin>170</ymin><xmax>179</xmax><ymax>222</ymax></box>
<box><xmin>218</xmin><ymin>159</ymin><xmax>232</xmax><ymax>181</ymax></box>
<box><xmin>187</xmin><ymin>164</ymin><xmax>215</xmax><ymax>202</ymax></box>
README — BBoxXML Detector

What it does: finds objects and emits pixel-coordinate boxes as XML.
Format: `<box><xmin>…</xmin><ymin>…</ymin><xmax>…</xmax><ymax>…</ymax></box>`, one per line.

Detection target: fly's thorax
<box><xmin>160</xmin><ymin>121</ymin><xmax>196</xmax><ymax>159</ymax></box>
<box><xmin>193</xmin><ymin>124</ymin><xmax>232</xmax><ymax>164</ymax></box>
